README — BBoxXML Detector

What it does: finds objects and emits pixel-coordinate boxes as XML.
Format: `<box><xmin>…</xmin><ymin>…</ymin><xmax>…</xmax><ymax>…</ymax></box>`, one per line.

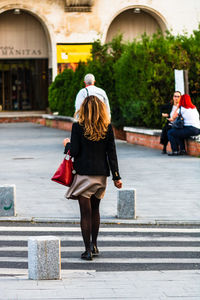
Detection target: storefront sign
<box><xmin>0</xmin><ymin>47</ymin><xmax>44</xmax><ymax>58</ymax></box>
<box><xmin>56</xmin><ymin>44</ymin><xmax>92</xmax><ymax>63</ymax></box>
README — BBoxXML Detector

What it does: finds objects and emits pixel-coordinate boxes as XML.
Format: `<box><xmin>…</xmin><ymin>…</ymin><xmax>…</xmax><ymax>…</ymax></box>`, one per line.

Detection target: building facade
<box><xmin>0</xmin><ymin>0</ymin><xmax>199</xmax><ymax>111</ymax></box>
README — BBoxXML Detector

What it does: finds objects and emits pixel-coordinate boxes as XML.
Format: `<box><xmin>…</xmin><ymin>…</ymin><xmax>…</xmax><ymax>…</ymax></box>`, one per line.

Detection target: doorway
<box><xmin>0</xmin><ymin>9</ymin><xmax>50</xmax><ymax>111</ymax></box>
<box><xmin>0</xmin><ymin>59</ymin><xmax>48</xmax><ymax>111</ymax></box>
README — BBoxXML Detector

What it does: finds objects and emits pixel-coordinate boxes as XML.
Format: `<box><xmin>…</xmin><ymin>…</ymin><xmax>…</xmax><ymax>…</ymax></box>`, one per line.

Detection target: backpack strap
<box><xmin>85</xmin><ymin>87</ymin><xmax>89</xmax><ymax>97</ymax></box>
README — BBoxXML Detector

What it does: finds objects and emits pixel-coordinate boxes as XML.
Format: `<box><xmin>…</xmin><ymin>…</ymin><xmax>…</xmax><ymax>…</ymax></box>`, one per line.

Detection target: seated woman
<box><xmin>160</xmin><ymin>91</ymin><xmax>181</xmax><ymax>154</ymax></box>
<box><xmin>167</xmin><ymin>94</ymin><xmax>200</xmax><ymax>156</ymax></box>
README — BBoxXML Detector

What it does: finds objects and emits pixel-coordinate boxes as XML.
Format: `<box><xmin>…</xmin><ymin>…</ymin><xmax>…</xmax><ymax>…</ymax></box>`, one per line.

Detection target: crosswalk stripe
<box><xmin>0</xmin><ymin>246</ymin><xmax>200</xmax><ymax>252</ymax></box>
<box><xmin>0</xmin><ymin>226</ymin><xmax>199</xmax><ymax>233</ymax></box>
<box><xmin>57</xmin><ymin>258</ymin><xmax>200</xmax><ymax>264</ymax></box>
<box><xmin>0</xmin><ymin>268</ymin><xmax>27</xmax><ymax>275</ymax></box>
<box><xmin>0</xmin><ymin>257</ymin><xmax>199</xmax><ymax>264</ymax></box>
<box><xmin>0</xmin><ymin>236</ymin><xmax>200</xmax><ymax>242</ymax></box>
<box><xmin>0</xmin><ymin>269</ymin><xmax>92</xmax><ymax>275</ymax></box>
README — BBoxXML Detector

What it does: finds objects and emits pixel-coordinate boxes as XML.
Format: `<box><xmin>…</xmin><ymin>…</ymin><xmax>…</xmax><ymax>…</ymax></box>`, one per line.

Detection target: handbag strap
<box><xmin>65</xmin><ymin>150</ymin><xmax>70</xmax><ymax>160</ymax></box>
<box><xmin>65</xmin><ymin>150</ymin><xmax>74</xmax><ymax>163</ymax></box>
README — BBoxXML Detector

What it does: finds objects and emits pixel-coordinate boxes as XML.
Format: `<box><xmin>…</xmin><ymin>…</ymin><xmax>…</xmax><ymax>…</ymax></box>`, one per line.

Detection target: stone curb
<box><xmin>0</xmin><ymin>216</ymin><xmax>200</xmax><ymax>226</ymax></box>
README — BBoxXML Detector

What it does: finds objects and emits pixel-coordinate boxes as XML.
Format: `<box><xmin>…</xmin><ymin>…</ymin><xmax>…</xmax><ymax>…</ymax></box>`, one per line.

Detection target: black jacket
<box><xmin>160</xmin><ymin>103</ymin><xmax>173</xmax><ymax>126</ymax></box>
<box><xmin>64</xmin><ymin>122</ymin><xmax>121</xmax><ymax>180</ymax></box>
<box><xmin>160</xmin><ymin>103</ymin><xmax>172</xmax><ymax>116</ymax></box>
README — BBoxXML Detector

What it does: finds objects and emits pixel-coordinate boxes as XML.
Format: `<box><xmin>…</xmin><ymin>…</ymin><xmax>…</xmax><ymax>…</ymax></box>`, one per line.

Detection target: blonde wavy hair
<box><xmin>75</xmin><ymin>96</ymin><xmax>110</xmax><ymax>141</ymax></box>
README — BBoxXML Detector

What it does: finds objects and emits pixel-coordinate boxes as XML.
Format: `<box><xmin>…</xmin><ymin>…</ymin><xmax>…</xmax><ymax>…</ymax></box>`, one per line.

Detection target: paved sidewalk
<box><xmin>0</xmin><ymin>270</ymin><xmax>199</xmax><ymax>299</ymax></box>
<box><xmin>0</xmin><ymin>122</ymin><xmax>200</xmax><ymax>300</ymax></box>
<box><xmin>0</xmin><ymin>122</ymin><xmax>200</xmax><ymax>224</ymax></box>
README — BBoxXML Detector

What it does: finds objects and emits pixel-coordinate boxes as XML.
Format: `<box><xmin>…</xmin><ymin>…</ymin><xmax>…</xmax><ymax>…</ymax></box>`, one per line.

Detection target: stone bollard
<box><xmin>0</xmin><ymin>184</ymin><xmax>16</xmax><ymax>216</ymax></box>
<box><xmin>28</xmin><ymin>236</ymin><xmax>61</xmax><ymax>280</ymax></box>
<box><xmin>117</xmin><ymin>189</ymin><xmax>136</xmax><ymax>219</ymax></box>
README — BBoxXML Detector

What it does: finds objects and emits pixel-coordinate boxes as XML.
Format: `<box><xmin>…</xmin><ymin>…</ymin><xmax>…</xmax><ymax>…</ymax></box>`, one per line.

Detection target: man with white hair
<box><xmin>75</xmin><ymin>73</ymin><xmax>111</xmax><ymax>118</ymax></box>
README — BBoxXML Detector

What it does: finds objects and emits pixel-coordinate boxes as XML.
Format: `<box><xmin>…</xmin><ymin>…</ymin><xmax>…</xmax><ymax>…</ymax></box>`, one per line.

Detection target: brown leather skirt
<box><xmin>65</xmin><ymin>174</ymin><xmax>107</xmax><ymax>200</ymax></box>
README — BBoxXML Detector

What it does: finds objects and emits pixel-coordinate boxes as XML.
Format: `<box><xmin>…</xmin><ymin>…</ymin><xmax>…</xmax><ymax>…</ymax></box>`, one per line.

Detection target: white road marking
<box><xmin>0</xmin><ymin>236</ymin><xmax>199</xmax><ymax>242</ymax></box>
<box><xmin>0</xmin><ymin>246</ymin><xmax>200</xmax><ymax>252</ymax></box>
<box><xmin>0</xmin><ymin>226</ymin><xmax>199</xmax><ymax>233</ymax></box>
<box><xmin>0</xmin><ymin>257</ymin><xmax>199</xmax><ymax>264</ymax></box>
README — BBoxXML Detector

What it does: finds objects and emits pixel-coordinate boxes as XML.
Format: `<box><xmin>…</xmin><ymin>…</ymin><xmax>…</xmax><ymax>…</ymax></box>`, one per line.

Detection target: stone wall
<box><xmin>0</xmin><ymin>116</ymin><xmax>45</xmax><ymax>125</ymax></box>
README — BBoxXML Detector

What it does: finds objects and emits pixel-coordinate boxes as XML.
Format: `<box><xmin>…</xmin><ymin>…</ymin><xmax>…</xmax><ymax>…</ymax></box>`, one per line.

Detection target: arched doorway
<box><xmin>0</xmin><ymin>9</ymin><xmax>49</xmax><ymax>111</ymax></box>
<box><xmin>106</xmin><ymin>8</ymin><xmax>164</xmax><ymax>43</ymax></box>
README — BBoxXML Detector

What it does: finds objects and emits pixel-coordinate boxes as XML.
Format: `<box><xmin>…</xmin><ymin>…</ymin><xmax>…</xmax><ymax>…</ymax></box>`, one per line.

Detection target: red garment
<box><xmin>179</xmin><ymin>94</ymin><xmax>196</xmax><ymax>109</ymax></box>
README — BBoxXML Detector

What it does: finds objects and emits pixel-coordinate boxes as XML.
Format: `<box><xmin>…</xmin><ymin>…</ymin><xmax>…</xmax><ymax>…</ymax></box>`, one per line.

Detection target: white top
<box><xmin>179</xmin><ymin>107</ymin><xmax>200</xmax><ymax>129</ymax></box>
<box><xmin>75</xmin><ymin>85</ymin><xmax>111</xmax><ymax>118</ymax></box>
<box><xmin>170</xmin><ymin>105</ymin><xmax>178</xmax><ymax>119</ymax></box>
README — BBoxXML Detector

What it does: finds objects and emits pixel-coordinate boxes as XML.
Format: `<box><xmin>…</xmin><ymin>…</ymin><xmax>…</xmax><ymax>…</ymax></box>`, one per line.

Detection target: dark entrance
<box><xmin>0</xmin><ymin>59</ymin><xmax>48</xmax><ymax>111</ymax></box>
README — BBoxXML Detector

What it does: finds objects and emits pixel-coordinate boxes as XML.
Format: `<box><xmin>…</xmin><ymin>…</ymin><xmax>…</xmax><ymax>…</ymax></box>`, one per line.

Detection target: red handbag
<box><xmin>51</xmin><ymin>151</ymin><xmax>75</xmax><ymax>186</ymax></box>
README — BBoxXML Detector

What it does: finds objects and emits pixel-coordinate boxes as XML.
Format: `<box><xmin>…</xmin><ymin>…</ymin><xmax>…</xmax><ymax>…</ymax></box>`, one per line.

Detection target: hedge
<box><xmin>48</xmin><ymin>29</ymin><xmax>200</xmax><ymax>129</ymax></box>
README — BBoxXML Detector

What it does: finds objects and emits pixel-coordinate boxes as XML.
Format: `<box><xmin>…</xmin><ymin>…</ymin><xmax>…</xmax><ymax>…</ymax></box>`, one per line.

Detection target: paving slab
<box><xmin>0</xmin><ymin>270</ymin><xmax>199</xmax><ymax>300</ymax></box>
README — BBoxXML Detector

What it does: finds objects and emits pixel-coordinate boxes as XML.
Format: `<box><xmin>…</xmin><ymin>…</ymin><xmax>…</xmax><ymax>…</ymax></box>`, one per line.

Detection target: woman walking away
<box><xmin>63</xmin><ymin>95</ymin><xmax>122</xmax><ymax>260</ymax></box>
<box><xmin>167</xmin><ymin>94</ymin><xmax>200</xmax><ymax>156</ymax></box>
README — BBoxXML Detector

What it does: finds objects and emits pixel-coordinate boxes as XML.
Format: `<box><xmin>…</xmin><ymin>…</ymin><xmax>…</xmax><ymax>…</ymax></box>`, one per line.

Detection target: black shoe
<box><xmin>168</xmin><ymin>151</ymin><xmax>179</xmax><ymax>156</ymax></box>
<box><xmin>81</xmin><ymin>251</ymin><xmax>93</xmax><ymax>261</ymax></box>
<box><xmin>179</xmin><ymin>150</ymin><xmax>187</xmax><ymax>155</ymax></box>
<box><xmin>91</xmin><ymin>244</ymin><xmax>99</xmax><ymax>256</ymax></box>
<box><xmin>161</xmin><ymin>150</ymin><xmax>167</xmax><ymax>154</ymax></box>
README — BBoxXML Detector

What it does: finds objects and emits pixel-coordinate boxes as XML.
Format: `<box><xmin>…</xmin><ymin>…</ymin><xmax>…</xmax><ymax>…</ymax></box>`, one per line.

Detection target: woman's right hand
<box><xmin>167</xmin><ymin>117</ymin><xmax>173</xmax><ymax>122</ymax></box>
<box><xmin>114</xmin><ymin>180</ymin><xmax>122</xmax><ymax>189</ymax></box>
<box><xmin>63</xmin><ymin>138</ymin><xmax>70</xmax><ymax>147</ymax></box>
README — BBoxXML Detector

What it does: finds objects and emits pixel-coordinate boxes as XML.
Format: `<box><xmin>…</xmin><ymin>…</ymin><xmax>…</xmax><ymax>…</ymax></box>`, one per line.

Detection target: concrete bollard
<box><xmin>117</xmin><ymin>189</ymin><xmax>136</xmax><ymax>219</ymax></box>
<box><xmin>28</xmin><ymin>236</ymin><xmax>61</xmax><ymax>280</ymax></box>
<box><xmin>0</xmin><ymin>184</ymin><xmax>16</xmax><ymax>216</ymax></box>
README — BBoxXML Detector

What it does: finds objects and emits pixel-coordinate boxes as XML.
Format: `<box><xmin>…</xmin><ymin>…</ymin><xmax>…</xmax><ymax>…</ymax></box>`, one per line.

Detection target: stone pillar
<box><xmin>117</xmin><ymin>189</ymin><xmax>136</xmax><ymax>219</ymax></box>
<box><xmin>0</xmin><ymin>184</ymin><xmax>16</xmax><ymax>216</ymax></box>
<box><xmin>28</xmin><ymin>236</ymin><xmax>61</xmax><ymax>280</ymax></box>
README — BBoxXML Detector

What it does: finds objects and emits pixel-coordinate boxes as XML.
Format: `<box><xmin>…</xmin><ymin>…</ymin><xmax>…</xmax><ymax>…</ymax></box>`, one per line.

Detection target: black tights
<box><xmin>78</xmin><ymin>195</ymin><xmax>101</xmax><ymax>252</ymax></box>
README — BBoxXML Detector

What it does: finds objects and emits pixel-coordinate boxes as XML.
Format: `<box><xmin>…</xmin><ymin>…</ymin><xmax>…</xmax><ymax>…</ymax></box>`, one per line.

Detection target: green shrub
<box><xmin>85</xmin><ymin>37</ymin><xmax>126</xmax><ymax>127</ymax></box>
<box><xmin>182</xmin><ymin>27</ymin><xmax>200</xmax><ymax>108</ymax></box>
<box><xmin>48</xmin><ymin>28</ymin><xmax>200</xmax><ymax>128</ymax></box>
<box><xmin>114</xmin><ymin>31</ymin><xmax>190</xmax><ymax>128</ymax></box>
<box><xmin>48</xmin><ymin>63</ymin><xmax>87</xmax><ymax>116</ymax></box>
